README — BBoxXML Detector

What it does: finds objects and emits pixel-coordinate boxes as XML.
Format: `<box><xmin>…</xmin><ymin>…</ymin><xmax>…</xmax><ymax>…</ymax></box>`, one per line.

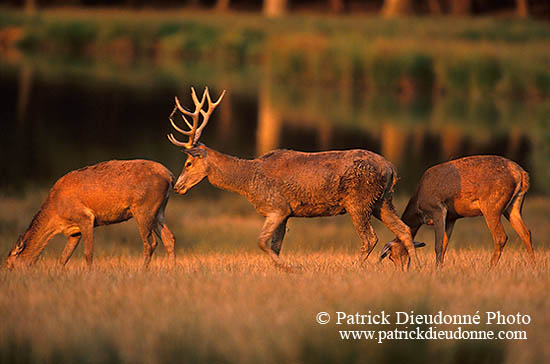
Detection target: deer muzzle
<box><xmin>174</xmin><ymin>179</ymin><xmax>189</xmax><ymax>195</ymax></box>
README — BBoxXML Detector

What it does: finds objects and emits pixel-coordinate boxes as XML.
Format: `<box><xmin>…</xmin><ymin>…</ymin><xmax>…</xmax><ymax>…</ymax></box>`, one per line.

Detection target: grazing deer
<box><xmin>167</xmin><ymin>87</ymin><xmax>420</xmax><ymax>270</ymax></box>
<box><xmin>380</xmin><ymin>241</ymin><xmax>426</xmax><ymax>270</ymax></box>
<box><xmin>6</xmin><ymin>160</ymin><xmax>176</xmax><ymax>269</ymax></box>
<box><xmin>380</xmin><ymin>155</ymin><xmax>535</xmax><ymax>269</ymax></box>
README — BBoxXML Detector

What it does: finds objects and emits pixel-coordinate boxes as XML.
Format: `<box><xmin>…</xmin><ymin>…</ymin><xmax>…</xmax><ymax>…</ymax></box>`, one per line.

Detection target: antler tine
<box><xmin>212</xmin><ymin>89</ymin><xmax>226</xmax><ymax>107</ymax></box>
<box><xmin>168</xmin><ymin>87</ymin><xmax>225</xmax><ymax>148</ymax></box>
<box><xmin>194</xmin><ymin>89</ymin><xmax>226</xmax><ymax>144</ymax></box>
<box><xmin>169</xmin><ymin>104</ymin><xmax>193</xmax><ymax>135</ymax></box>
<box><xmin>191</xmin><ymin>86</ymin><xmax>207</xmax><ymax>112</ymax></box>
<box><xmin>167</xmin><ymin>133</ymin><xmax>190</xmax><ymax>148</ymax></box>
<box><xmin>169</xmin><ymin>89</ymin><xmax>205</xmax><ymax>148</ymax></box>
<box><xmin>169</xmin><ymin>116</ymin><xmax>193</xmax><ymax>136</ymax></box>
<box><xmin>172</xmin><ymin>98</ymin><xmax>193</xmax><ymax>129</ymax></box>
<box><xmin>173</xmin><ymin>94</ymin><xmax>203</xmax><ymax>139</ymax></box>
<box><xmin>174</xmin><ymin>96</ymin><xmax>195</xmax><ymax>118</ymax></box>
<box><xmin>199</xmin><ymin>89</ymin><xmax>226</xmax><ymax>118</ymax></box>
<box><xmin>169</xmin><ymin>97</ymin><xmax>195</xmax><ymax>148</ymax></box>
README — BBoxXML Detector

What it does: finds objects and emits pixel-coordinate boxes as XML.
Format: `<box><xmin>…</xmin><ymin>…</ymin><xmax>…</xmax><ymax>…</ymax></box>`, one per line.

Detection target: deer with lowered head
<box><xmin>167</xmin><ymin>87</ymin><xmax>421</xmax><ymax>270</ymax></box>
<box><xmin>380</xmin><ymin>155</ymin><xmax>535</xmax><ymax>269</ymax></box>
<box><xmin>6</xmin><ymin>160</ymin><xmax>176</xmax><ymax>269</ymax></box>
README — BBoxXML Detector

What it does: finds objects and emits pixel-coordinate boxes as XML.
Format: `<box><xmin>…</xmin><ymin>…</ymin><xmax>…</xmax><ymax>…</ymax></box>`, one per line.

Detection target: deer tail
<box><xmin>505</xmin><ymin>167</ymin><xmax>529</xmax><ymax>213</ymax></box>
<box><xmin>385</xmin><ymin>164</ymin><xmax>398</xmax><ymax>197</ymax></box>
<box><xmin>520</xmin><ymin>170</ymin><xmax>530</xmax><ymax>195</ymax></box>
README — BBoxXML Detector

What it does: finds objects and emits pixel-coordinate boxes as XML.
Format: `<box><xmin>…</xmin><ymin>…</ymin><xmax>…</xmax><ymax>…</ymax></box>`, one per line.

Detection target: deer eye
<box><xmin>185</xmin><ymin>161</ymin><xmax>192</xmax><ymax>168</ymax></box>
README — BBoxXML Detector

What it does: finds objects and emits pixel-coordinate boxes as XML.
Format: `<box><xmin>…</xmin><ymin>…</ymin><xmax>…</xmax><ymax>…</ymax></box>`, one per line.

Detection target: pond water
<box><xmin>0</xmin><ymin>56</ymin><xmax>547</xmax><ymax>196</ymax></box>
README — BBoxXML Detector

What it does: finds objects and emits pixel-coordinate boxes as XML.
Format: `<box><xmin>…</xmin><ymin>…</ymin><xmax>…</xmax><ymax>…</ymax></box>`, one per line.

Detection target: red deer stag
<box><xmin>167</xmin><ymin>87</ymin><xmax>420</xmax><ymax>270</ymax></box>
<box><xmin>6</xmin><ymin>160</ymin><xmax>176</xmax><ymax>269</ymax></box>
<box><xmin>380</xmin><ymin>155</ymin><xmax>535</xmax><ymax>269</ymax></box>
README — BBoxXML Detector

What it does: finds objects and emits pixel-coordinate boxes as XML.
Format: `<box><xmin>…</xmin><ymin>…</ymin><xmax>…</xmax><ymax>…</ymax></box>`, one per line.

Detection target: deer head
<box><xmin>379</xmin><ymin>240</ymin><xmax>426</xmax><ymax>270</ymax></box>
<box><xmin>168</xmin><ymin>87</ymin><xmax>226</xmax><ymax>194</ymax></box>
<box><xmin>6</xmin><ymin>235</ymin><xmax>26</xmax><ymax>269</ymax></box>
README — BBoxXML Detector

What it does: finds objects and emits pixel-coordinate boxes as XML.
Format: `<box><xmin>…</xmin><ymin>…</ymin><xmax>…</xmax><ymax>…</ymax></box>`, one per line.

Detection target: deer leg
<box><xmin>504</xmin><ymin>200</ymin><xmax>535</xmax><ymax>266</ymax></box>
<box><xmin>431</xmin><ymin>207</ymin><xmax>448</xmax><ymax>267</ymax></box>
<box><xmin>362</xmin><ymin>222</ymin><xmax>379</xmax><ymax>263</ymax></box>
<box><xmin>348</xmin><ymin>208</ymin><xmax>378</xmax><ymax>266</ymax></box>
<box><xmin>151</xmin><ymin>235</ymin><xmax>159</xmax><ymax>251</ymax></box>
<box><xmin>440</xmin><ymin>218</ymin><xmax>455</xmax><ymax>266</ymax></box>
<box><xmin>58</xmin><ymin>234</ymin><xmax>81</xmax><ymax>266</ymax></box>
<box><xmin>153</xmin><ymin>201</ymin><xmax>176</xmax><ymax>266</ymax></box>
<box><xmin>80</xmin><ymin>222</ymin><xmax>95</xmax><ymax>267</ymax></box>
<box><xmin>433</xmin><ymin>214</ymin><xmax>446</xmax><ymax>268</ymax></box>
<box><xmin>377</xmin><ymin>200</ymin><xmax>420</xmax><ymax>270</ymax></box>
<box><xmin>141</xmin><ymin>231</ymin><xmax>154</xmax><ymax>269</ymax></box>
<box><xmin>345</xmin><ymin>196</ymin><xmax>380</xmax><ymax>266</ymax></box>
<box><xmin>271</xmin><ymin>219</ymin><xmax>288</xmax><ymax>256</ymax></box>
<box><xmin>132</xmin><ymin>207</ymin><xmax>158</xmax><ymax>269</ymax></box>
<box><xmin>258</xmin><ymin>213</ymin><xmax>291</xmax><ymax>269</ymax></box>
<box><xmin>357</xmin><ymin>225</ymin><xmax>378</xmax><ymax>266</ymax></box>
<box><xmin>154</xmin><ymin>221</ymin><xmax>176</xmax><ymax>267</ymax></box>
<box><xmin>136</xmin><ymin>219</ymin><xmax>156</xmax><ymax>269</ymax></box>
<box><xmin>482</xmin><ymin>211</ymin><xmax>508</xmax><ymax>267</ymax></box>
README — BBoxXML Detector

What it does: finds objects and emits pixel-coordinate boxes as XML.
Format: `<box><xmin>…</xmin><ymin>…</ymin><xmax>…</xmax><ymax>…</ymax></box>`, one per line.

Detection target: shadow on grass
<box><xmin>0</xmin><ymin>333</ymin><xmax>122</xmax><ymax>364</ymax></box>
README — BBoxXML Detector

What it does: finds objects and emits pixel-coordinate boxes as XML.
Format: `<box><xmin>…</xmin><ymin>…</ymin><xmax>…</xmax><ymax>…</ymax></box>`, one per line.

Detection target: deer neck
<box><xmin>400</xmin><ymin>196</ymin><xmax>423</xmax><ymax>238</ymax></box>
<box><xmin>205</xmin><ymin>147</ymin><xmax>255</xmax><ymax>197</ymax></box>
<box><xmin>18</xmin><ymin>206</ymin><xmax>57</xmax><ymax>261</ymax></box>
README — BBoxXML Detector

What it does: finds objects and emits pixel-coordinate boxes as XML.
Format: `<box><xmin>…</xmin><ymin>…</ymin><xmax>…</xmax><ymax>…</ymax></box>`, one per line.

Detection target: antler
<box><xmin>168</xmin><ymin>87</ymin><xmax>226</xmax><ymax>149</ymax></box>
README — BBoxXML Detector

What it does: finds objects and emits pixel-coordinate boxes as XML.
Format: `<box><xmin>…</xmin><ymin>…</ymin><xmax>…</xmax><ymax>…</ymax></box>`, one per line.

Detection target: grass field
<box><xmin>1</xmin><ymin>191</ymin><xmax>549</xmax><ymax>363</ymax></box>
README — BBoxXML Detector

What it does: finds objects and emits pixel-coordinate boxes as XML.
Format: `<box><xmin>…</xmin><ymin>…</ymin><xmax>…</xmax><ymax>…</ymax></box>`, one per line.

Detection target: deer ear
<box><xmin>183</xmin><ymin>148</ymin><xmax>206</xmax><ymax>158</ymax></box>
<box><xmin>9</xmin><ymin>236</ymin><xmax>26</xmax><ymax>257</ymax></box>
<box><xmin>413</xmin><ymin>241</ymin><xmax>426</xmax><ymax>248</ymax></box>
<box><xmin>379</xmin><ymin>241</ymin><xmax>394</xmax><ymax>261</ymax></box>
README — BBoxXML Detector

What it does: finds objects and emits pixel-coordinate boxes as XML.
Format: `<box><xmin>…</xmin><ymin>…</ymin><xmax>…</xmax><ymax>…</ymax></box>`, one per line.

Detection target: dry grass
<box><xmin>1</xmin><ymin>192</ymin><xmax>549</xmax><ymax>363</ymax></box>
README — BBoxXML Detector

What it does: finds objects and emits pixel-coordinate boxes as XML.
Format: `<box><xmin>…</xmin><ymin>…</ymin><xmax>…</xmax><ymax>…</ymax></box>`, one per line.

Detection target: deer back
<box><xmin>247</xmin><ymin>149</ymin><xmax>393</xmax><ymax>216</ymax></box>
<box><xmin>414</xmin><ymin>155</ymin><xmax>525</xmax><ymax>217</ymax></box>
<box><xmin>49</xmin><ymin>160</ymin><xmax>174</xmax><ymax>223</ymax></box>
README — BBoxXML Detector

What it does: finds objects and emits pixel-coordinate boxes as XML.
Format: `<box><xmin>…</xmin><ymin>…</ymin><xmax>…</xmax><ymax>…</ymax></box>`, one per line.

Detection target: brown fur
<box><xmin>380</xmin><ymin>155</ymin><xmax>535</xmax><ymax>268</ymax></box>
<box><xmin>6</xmin><ymin>160</ymin><xmax>176</xmax><ymax>269</ymax></box>
<box><xmin>174</xmin><ymin>145</ymin><xmax>420</xmax><ymax>270</ymax></box>
<box><xmin>379</xmin><ymin>241</ymin><xmax>426</xmax><ymax>270</ymax></box>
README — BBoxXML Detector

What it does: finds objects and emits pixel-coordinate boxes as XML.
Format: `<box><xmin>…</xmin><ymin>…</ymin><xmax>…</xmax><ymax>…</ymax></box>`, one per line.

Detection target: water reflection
<box><xmin>0</xmin><ymin>57</ymin><xmax>547</xmax><ymax>196</ymax></box>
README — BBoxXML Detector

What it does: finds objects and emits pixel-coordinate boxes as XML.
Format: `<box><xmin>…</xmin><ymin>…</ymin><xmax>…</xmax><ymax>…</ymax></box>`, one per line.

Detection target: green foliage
<box><xmin>181</xmin><ymin>25</ymin><xmax>220</xmax><ymax>55</ymax></box>
<box><xmin>156</xmin><ymin>22</ymin><xmax>182</xmax><ymax>38</ymax></box>
<box><xmin>0</xmin><ymin>12</ymin><xmax>25</xmax><ymax>28</ymax></box>
<box><xmin>473</xmin><ymin>99</ymin><xmax>500</xmax><ymax>126</ymax></box>
<box><xmin>472</xmin><ymin>56</ymin><xmax>502</xmax><ymax>93</ymax></box>
<box><xmin>350</xmin><ymin>52</ymin><xmax>367</xmax><ymax>89</ymax></box>
<box><xmin>218</xmin><ymin>28</ymin><xmax>265</xmax><ymax>64</ymax></box>
<box><xmin>535</xmin><ymin>71</ymin><xmax>550</xmax><ymax>97</ymax></box>
<box><xmin>459</xmin><ymin>19</ymin><xmax>550</xmax><ymax>43</ymax></box>
<box><xmin>443</xmin><ymin>95</ymin><xmax>469</xmax><ymax>120</ymax></box>
<box><xmin>2</xmin><ymin>10</ymin><xmax>550</xmax><ymax>98</ymax></box>
<box><xmin>371</xmin><ymin>53</ymin><xmax>404</xmax><ymax>92</ymax></box>
<box><xmin>405</xmin><ymin>53</ymin><xmax>435</xmax><ymax>92</ymax></box>
<box><xmin>443</xmin><ymin>60</ymin><xmax>471</xmax><ymax>93</ymax></box>
<box><xmin>498</xmin><ymin>67</ymin><xmax>528</xmax><ymax>97</ymax></box>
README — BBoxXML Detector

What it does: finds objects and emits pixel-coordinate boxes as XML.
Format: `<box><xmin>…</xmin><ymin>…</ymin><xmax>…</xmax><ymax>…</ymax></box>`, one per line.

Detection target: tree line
<box><xmin>9</xmin><ymin>0</ymin><xmax>546</xmax><ymax>18</ymax></box>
